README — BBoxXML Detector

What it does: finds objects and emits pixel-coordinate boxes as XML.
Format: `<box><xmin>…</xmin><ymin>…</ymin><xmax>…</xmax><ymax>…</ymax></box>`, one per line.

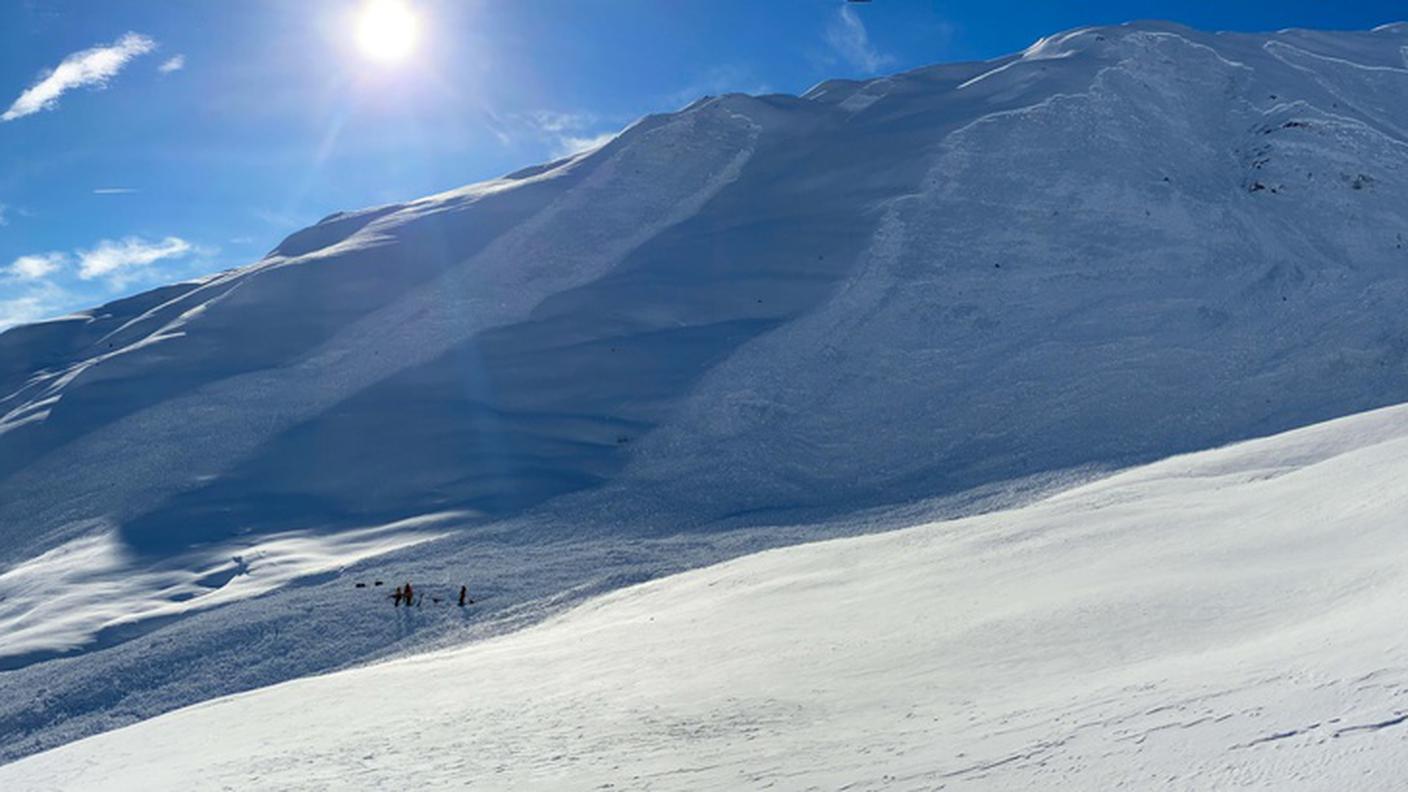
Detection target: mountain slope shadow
<box><xmin>113</xmin><ymin>118</ymin><xmax>910</xmax><ymax>555</ymax></box>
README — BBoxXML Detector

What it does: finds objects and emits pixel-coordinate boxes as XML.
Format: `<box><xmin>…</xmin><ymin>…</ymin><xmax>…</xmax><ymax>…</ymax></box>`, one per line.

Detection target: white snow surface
<box><xmin>7</xmin><ymin>403</ymin><xmax>1408</xmax><ymax>790</ymax></box>
<box><xmin>4</xmin><ymin>18</ymin><xmax>1408</xmax><ymax>763</ymax></box>
<box><xmin>0</xmin><ymin>513</ymin><xmax>454</xmax><ymax>661</ymax></box>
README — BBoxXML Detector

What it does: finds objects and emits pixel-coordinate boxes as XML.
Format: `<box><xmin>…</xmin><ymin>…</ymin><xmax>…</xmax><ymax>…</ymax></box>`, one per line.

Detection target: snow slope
<box><xmin>4</xmin><ymin>19</ymin><xmax>1408</xmax><ymax>760</ymax></box>
<box><xmin>7</xmin><ymin>402</ymin><xmax>1408</xmax><ymax>790</ymax></box>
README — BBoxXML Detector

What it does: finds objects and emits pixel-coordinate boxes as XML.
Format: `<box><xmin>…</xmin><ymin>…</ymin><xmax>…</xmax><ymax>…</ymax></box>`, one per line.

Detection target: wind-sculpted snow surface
<box><xmin>3</xmin><ymin>20</ymin><xmax>1408</xmax><ymax>762</ymax></box>
<box><xmin>7</xmin><ymin>403</ymin><xmax>1408</xmax><ymax>789</ymax></box>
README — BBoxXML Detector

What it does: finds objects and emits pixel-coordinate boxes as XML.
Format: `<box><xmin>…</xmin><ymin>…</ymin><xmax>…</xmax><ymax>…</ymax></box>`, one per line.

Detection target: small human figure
<box><xmin>404</xmin><ymin>582</ymin><xmax>413</xmax><ymax>607</ymax></box>
<box><xmin>458</xmin><ymin>585</ymin><xmax>467</xmax><ymax>607</ymax></box>
<box><xmin>393</xmin><ymin>585</ymin><xmax>403</xmax><ymax>607</ymax></box>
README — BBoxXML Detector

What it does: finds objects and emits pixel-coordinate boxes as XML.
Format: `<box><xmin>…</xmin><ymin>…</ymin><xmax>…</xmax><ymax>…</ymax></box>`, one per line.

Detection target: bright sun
<box><xmin>355</xmin><ymin>0</ymin><xmax>418</xmax><ymax>63</ymax></box>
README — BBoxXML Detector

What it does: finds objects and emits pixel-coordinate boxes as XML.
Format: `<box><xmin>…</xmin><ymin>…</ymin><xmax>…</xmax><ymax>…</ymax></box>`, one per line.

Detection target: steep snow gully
<box><xmin>3</xmin><ymin>20</ymin><xmax>1408</xmax><ymax>767</ymax></box>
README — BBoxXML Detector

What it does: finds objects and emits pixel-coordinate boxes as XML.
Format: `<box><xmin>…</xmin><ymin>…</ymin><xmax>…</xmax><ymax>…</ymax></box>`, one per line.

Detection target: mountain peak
<box><xmin>3</xmin><ymin>20</ymin><xmax>1408</xmax><ymax>764</ymax></box>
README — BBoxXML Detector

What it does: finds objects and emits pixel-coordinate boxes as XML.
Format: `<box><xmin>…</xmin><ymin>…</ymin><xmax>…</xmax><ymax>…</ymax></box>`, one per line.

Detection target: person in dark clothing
<box><xmin>404</xmin><ymin>582</ymin><xmax>413</xmax><ymax>607</ymax></box>
<box><xmin>393</xmin><ymin>585</ymin><xmax>403</xmax><ymax>607</ymax></box>
<box><xmin>458</xmin><ymin>585</ymin><xmax>467</xmax><ymax>607</ymax></box>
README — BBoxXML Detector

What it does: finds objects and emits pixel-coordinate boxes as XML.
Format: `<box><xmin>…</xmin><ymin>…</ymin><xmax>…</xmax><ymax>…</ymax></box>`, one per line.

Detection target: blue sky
<box><xmin>1</xmin><ymin>0</ymin><xmax>1403</xmax><ymax>328</ymax></box>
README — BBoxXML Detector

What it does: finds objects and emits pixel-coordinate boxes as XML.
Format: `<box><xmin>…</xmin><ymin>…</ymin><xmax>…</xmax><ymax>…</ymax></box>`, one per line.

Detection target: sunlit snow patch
<box><xmin>0</xmin><ymin>512</ymin><xmax>460</xmax><ymax>666</ymax></box>
<box><xmin>8</xmin><ymin>404</ymin><xmax>1408</xmax><ymax>789</ymax></box>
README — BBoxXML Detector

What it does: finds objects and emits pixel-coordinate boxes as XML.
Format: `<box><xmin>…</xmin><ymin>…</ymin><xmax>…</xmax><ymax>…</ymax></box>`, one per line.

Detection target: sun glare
<box><xmin>356</xmin><ymin>0</ymin><xmax>418</xmax><ymax>63</ymax></box>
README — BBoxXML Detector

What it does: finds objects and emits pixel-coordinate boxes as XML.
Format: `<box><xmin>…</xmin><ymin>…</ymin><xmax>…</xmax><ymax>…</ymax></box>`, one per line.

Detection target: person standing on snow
<box><xmin>393</xmin><ymin>585</ymin><xmax>404</xmax><ymax>607</ymax></box>
<box><xmin>458</xmin><ymin>585</ymin><xmax>467</xmax><ymax>607</ymax></box>
<box><xmin>405</xmin><ymin>582</ymin><xmax>414</xmax><ymax>607</ymax></box>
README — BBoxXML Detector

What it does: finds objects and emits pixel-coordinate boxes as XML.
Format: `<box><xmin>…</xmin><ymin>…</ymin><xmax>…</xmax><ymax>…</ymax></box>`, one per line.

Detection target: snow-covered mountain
<box><xmin>7</xmin><ymin>401</ymin><xmax>1408</xmax><ymax>790</ymax></box>
<box><xmin>4</xmin><ymin>19</ymin><xmax>1408</xmax><ymax>767</ymax></box>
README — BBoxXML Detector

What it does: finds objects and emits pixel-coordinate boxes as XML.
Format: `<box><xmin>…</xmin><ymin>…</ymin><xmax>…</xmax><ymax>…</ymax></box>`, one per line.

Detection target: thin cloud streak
<box><xmin>826</xmin><ymin>5</ymin><xmax>894</xmax><ymax>75</ymax></box>
<box><xmin>529</xmin><ymin>111</ymin><xmax>596</xmax><ymax>133</ymax></box>
<box><xmin>78</xmin><ymin>236</ymin><xmax>191</xmax><ymax>281</ymax></box>
<box><xmin>158</xmin><ymin>55</ymin><xmax>185</xmax><ymax>74</ymax></box>
<box><xmin>515</xmin><ymin>109</ymin><xmax>621</xmax><ymax>160</ymax></box>
<box><xmin>3</xmin><ymin>33</ymin><xmax>156</xmax><ymax>122</ymax></box>
<box><xmin>661</xmin><ymin>64</ymin><xmax>771</xmax><ymax>110</ymax></box>
<box><xmin>92</xmin><ymin>187</ymin><xmax>138</xmax><ymax>195</ymax></box>
<box><xmin>552</xmin><ymin>132</ymin><xmax>617</xmax><ymax>159</ymax></box>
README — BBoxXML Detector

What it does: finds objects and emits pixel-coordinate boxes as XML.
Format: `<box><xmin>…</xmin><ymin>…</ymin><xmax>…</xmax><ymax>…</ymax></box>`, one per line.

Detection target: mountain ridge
<box><xmin>3</xmin><ymin>18</ymin><xmax>1408</xmax><ymax>763</ymax></box>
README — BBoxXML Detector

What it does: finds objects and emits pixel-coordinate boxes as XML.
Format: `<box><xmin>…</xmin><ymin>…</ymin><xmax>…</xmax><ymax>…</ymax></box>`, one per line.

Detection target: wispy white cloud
<box><xmin>520</xmin><ymin>110</ymin><xmax>621</xmax><ymax>160</ymax></box>
<box><xmin>2</xmin><ymin>234</ymin><xmax>210</xmax><ymax>329</ymax></box>
<box><xmin>530</xmin><ymin>110</ymin><xmax>596</xmax><ymax>133</ymax></box>
<box><xmin>476</xmin><ymin>107</ymin><xmax>515</xmax><ymax>147</ymax></box>
<box><xmin>158</xmin><ymin>55</ymin><xmax>185</xmax><ymax>74</ymax></box>
<box><xmin>254</xmin><ymin>208</ymin><xmax>306</xmax><ymax>229</ymax></box>
<box><xmin>826</xmin><ymin>5</ymin><xmax>894</xmax><ymax>75</ymax></box>
<box><xmin>0</xmin><ymin>204</ymin><xmax>34</xmax><ymax>226</ymax></box>
<box><xmin>661</xmin><ymin>64</ymin><xmax>771</xmax><ymax>110</ymax></box>
<box><xmin>92</xmin><ymin>187</ymin><xmax>138</xmax><ymax>195</ymax></box>
<box><xmin>552</xmin><ymin>132</ymin><xmax>617</xmax><ymax>158</ymax></box>
<box><xmin>2</xmin><ymin>33</ymin><xmax>156</xmax><ymax>122</ymax></box>
<box><xmin>0</xmin><ymin>280</ymin><xmax>70</xmax><ymax>331</ymax></box>
<box><xmin>77</xmin><ymin>236</ymin><xmax>191</xmax><ymax>281</ymax></box>
<box><xmin>7</xmin><ymin>252</ymin><xmax>67</xmax><ymax>280</ymax></box>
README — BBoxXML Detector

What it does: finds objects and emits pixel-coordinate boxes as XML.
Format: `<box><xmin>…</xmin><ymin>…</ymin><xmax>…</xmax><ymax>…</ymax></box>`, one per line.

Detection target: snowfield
<box><xmin>4</xmin><ymin>17</ymin><xmax>1408</xmax><ymax>774</ymax></box>
<box><xmin>6</xmin><ymin>403</ymin><xmax>1408</xmax><ymax>790</ymax></box>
